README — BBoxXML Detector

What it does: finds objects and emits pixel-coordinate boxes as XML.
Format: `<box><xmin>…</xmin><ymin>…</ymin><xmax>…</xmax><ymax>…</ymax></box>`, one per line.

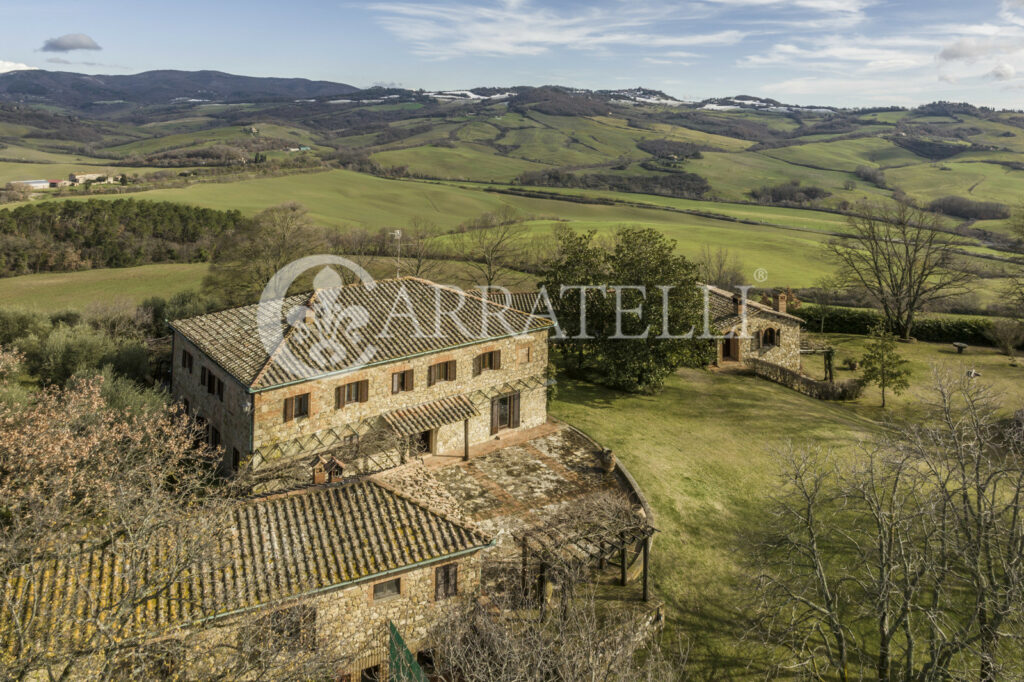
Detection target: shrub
<box><xmin>746</xmin><ymin>357</ymin><xmax>863</xmax><ymax>400</ymax></box>
<box><xmin>749</xmin><ymin>180</ymin><xmax>830</xmax><ymax>205</ymax></box>
<box><xmin>17</xmin><ymin>323</ymin><xmax>117</xmax><ymax>386</ymax></box>
<box><xmin>928</xmin><ymin>196</ymin><xmax>1010</xmax><ymax>220</ymax></box>
<box><xmin>854</xmin><ymin>165</ymin><xmax>887</xmax><ymax>188</ymax></box>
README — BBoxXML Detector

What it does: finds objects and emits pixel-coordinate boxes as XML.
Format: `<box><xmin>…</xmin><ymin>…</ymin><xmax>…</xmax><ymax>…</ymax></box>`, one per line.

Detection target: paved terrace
<box><xmin>374</xmin><ymin>421</ymin><xmax>622</xmax><ymax>537</ymax></box>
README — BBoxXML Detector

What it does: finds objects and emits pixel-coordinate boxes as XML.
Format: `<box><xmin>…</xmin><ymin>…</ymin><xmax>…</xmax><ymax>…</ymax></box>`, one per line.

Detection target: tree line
<box><xmin>0</xmin><ymin>199</ymin><xmax>247</xmax><ymax>276</ymax></box>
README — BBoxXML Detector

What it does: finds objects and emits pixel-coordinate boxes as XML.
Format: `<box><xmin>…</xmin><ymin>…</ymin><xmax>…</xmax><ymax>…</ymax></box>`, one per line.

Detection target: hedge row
<box><xmin>797</xmin><ymin>304</ymin><xmax>995</xmax><ymax>346</ymax></box>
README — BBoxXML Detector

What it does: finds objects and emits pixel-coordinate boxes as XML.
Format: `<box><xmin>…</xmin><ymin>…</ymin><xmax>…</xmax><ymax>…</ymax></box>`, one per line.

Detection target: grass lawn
<box><xmin>549</xmin><ymin>336</ymin><xmax>1024</xmax><ymax>676</ymax></box>
<box><xmin>0</xmin><ymin>263</ymin><xmax>209</xmax><ymax>312</ymax></box>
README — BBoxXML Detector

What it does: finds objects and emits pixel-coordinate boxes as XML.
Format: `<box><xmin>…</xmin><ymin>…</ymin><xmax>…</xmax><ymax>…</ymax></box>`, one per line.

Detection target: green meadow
<box><xmin>0</xmin><ymin>264</ymin><xmax>209</xmax><ymax>312</ymax></box>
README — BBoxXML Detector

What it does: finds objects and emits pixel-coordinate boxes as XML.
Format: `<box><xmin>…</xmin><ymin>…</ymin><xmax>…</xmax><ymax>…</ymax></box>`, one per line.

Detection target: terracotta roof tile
<box><xmin>173</xmin><ymin>278</ymin><xmax>552</xmax><ymax>391</ymax></box>
<box><xmin>2</xmin><ymin>479</ymin><xmax>489</xmax><ymax>653</ymax></box>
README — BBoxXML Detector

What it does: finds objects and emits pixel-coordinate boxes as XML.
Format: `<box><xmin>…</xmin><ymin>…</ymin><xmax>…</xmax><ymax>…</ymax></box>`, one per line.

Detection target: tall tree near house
<box><xmin>203</xmin><ymin>202</ymin><xmax>330</xmax><ymax>305</ymax></box>
<box><xmin>539</xmin><ymin>224</ymin><xmax>608</xmax><ymax>374</ymax></box>
<box><xmin>859</xmin><ymin>324</ymin><xmax>911</xmax><ymax>408</ymax></box>
<box><xmin>595</xmin><ymin>227</ymin><xmax>709</xmax><ymax>393</ymax></box>
<box><xmin>827</xmin><ymin>200</ymin><xmax>974</xmax><ymax>340</ymax></box>
<box><xmin>454</xmin><ymin>207</ymin><xmax>530</xmax><ymax>287</ymax></box>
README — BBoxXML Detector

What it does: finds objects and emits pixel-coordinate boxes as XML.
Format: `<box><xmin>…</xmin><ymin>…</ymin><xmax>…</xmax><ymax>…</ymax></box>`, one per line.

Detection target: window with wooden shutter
<box><xmin>435</xmin><ymin>564</ymin><xmax>458</xmax><ymax>600</ymax></box>
<box><xmin>200</xmin><ymin>366</ymin><xmax>208</xmax><ymax>385</ymax></box>
<box><xmin>392</xmin><ymin>371</ymin><xmax>414</xmax><ymax>393</ymax></box>
<box><xmin>405</xmin><ymin>369</ymin><xmax>414</xmax><ymax>391</ymax></box>
<box><xmin>337</xmin><ymin>381</ymin><xmax>362</xmax><ymax>409</ymax></box>
<box><xmin>492</xmin><ymin>350</ymin><xmax>501</xmax><ymax>370</ymax></box>
<box><xmin>216</xmin><ymin>377</ymin><xmax>224</xmax><ymax>401</ymax></box>
<box><xmin>447</xmin><ymin>359</ymin><xmax>457</xmax><ymax>380</ymax></box>
<box><xmin>427</xmin><ymin>364</ymin><xmax>436</xmax><ymax>387</ymax></box>
<box><xmin>283</xmin><ymin>397</ymin><xmax>294</xmax><ymax>422</ymax></box>
<box><xmin>510</xmin><ymin>392</ymin><xmax>520</xmax><ymax>428</ymax></box>
<box><xmin>294</xmin><ymin>393</ymin><xmax>310</xmax><ymax>418</ymax></box>
<box><xmin>358</xmin><ymin>379</ymin><xmax>368</xmax><ymax>402</ymax></box>
<box><xmin>473</xmin><ymin>355</ymin><xmax>482</xmax><ymax>377</ymax></box>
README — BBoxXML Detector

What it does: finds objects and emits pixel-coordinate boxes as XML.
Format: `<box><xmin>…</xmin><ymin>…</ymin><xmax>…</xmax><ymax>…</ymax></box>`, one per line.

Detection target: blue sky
<box><xmin>2</xmin><ymin>0</ymin><xmax>1024</xmax><ymax>107</ymax></box>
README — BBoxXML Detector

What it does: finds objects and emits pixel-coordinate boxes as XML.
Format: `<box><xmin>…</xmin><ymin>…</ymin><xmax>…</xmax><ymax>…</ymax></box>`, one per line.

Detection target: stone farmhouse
<box><xmin>705</xmin><ymin>286</ymin><xmax>803</xmax><ymax>372</ymax></box>
<box><xmin>171</xmin><ymin>277</ymin><xmax>553</xmax><ymax>479</ymax></box>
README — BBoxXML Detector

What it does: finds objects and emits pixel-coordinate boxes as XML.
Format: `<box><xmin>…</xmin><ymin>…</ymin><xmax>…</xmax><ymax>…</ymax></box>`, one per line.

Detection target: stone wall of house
<box><xmin>251</xmin><ymin>330</ymin><xmax>550</xmax><ymax>455</ymax></box>
<box><xmin>311</xmin><ymin>551</ymin><xmax>484</xmax><ymax>677</ymax></box>
<box><xmin>717</xmin><ymin>313</ymin><xmax>802</xmax><ymax>373</ymax></box>
<box><xmin>171</xmin><ymin>332</ymin><xmax>253</xmax><ymax>475</ymax></box>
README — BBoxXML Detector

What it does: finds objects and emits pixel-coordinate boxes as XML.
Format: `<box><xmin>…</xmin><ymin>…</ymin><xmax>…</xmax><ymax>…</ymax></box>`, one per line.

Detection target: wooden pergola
<box><xmin>515</xmin><ymin>518</ymin><xmax>657</xmax><ymax>604</ymax></box>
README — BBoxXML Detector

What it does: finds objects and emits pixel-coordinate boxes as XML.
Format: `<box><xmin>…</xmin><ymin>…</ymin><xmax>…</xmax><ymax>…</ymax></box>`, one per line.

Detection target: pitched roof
<box><xmin>704</xmin><ymin>285</ymin><xmax>804</xmax><ymax>329</ymax></box>
<box><xmin>172</xmin><ymin>278</ymin><xmax>553</xmax><ymax>391</ymax></box>
<box><xmin>3</xmin><ymin>479</ymin><xmax>489</xmax><ymax>652</ymax></box>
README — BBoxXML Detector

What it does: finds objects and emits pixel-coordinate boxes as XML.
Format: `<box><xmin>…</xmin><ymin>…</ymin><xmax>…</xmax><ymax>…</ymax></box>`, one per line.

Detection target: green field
<box><xmin>371</xmin><ymin>143</ymin><xmax>550</xmax><ymax>181</ymax></box>
<box><xmin>0</xmin><ymin>264</ymin><xmax>209</xmax><ymax>312</ymax></box>
<box><xmin>550</xmin><ymin>337</ymin><xmax>1024</xmax><ymax>675</ymax></box>
<box><xmin>761</xmin><ymin>136</ymin><xmax>925</xmax><ymax>171</ymax></box>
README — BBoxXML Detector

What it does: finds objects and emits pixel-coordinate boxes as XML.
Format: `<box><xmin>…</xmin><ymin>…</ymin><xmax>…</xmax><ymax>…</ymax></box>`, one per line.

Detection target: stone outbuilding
<box><xmin>705</xmin><ymin>286</ymin><xmax>804</xmax><ymax>372</ymax></box>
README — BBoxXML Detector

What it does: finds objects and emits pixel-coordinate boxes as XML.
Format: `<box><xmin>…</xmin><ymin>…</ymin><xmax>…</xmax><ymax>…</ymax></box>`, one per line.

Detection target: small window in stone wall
<box><xmin>428</xmin><ymin>360</ymin><xmax>457</xmax><ymax>386</ymax></box>
<box><xmin>435</xmin><ymin>563</ymin><xmax>458</xmax><ymax>600</ymax></box>
<box><xmin>181</xmin><ymin>349</ymin><xmax>193</xmax><ymax>373</ymax></box>
<box><xmin>336</xmin><ymin>380</ymin><xmax>368</xmax><ymax>408</ymax></box>
<box><xmin>391</xmin><ymin>369</ymin><xmax>414</xmax><ymax>394</ymax></box>
<box><xmin>283</xmin><ymin>393</ymin><xmax>310</xmax><ymax>422</ymax></box>
<box><xmin>373</xmin><ymin>577</ymin><xmax>400</xmax><ymax>600</ymax></box>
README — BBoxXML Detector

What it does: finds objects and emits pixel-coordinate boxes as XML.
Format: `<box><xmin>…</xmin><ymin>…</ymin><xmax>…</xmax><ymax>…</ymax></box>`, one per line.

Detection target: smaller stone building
<box><xmin>705</xmin><ymin>286</ymin><xmax>804</xmax><ymax>372</ymax></box>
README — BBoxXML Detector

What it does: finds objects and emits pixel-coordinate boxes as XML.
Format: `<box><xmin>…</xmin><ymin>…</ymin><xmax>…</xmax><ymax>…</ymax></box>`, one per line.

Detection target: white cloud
<box><xmin>40</xmin><ymin>33</ymin><xmax>102</xmax><ymax>52</ymax></box>
<box><xmin>0</xmin><ymin>60</ymin><xmax>36</xmax><ymax>73</ymax></box>
<box><xmin>741</xmin><ymin>35</ymin><xmax>937</xmax><ymax>72</ymax></box>
<box><xmin>367</xmin><ymin>1</ymin><xmax>747</xmax><ymax>57</ymax></box>
<box><xmin>988</xmin><ymin>62</ymin><xmax>1017</xmax><ymax>79</ymax></box>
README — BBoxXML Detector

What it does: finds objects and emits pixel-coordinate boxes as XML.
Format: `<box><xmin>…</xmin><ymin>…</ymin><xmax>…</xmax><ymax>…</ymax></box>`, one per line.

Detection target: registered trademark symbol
<box><xmin>754</xmin><ymin>268</ymin><xmax>768</xmax><ymax>283</ymax></box>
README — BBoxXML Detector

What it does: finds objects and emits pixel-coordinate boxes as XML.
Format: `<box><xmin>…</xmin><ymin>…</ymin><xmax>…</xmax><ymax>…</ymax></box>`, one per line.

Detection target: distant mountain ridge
<box><xmin>0</xmin><ymin>69</ymin><xmax>358</xmax><ymax>109</ymax></box>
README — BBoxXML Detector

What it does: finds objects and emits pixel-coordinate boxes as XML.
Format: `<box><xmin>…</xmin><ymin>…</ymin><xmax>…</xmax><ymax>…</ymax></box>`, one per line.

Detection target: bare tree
<box><xmin>809</xmin><ymin>274</ymin><xmax>844</xmax><ymax>334</ymax></box>
<box><xmin>827</xmin><ymin>201</ymin><xmax>975</xmax><ymax>339</ymax></box>
<box><xmin>454</xmin><ymin>208</ymin><xmax>530</xmax><ymax>287</ymax></box>
<box><xmin>695</xmin><ymin>245</ymin><xmax>745</xmax><ymax>290</ymax></box>
<box><xmin>748</xmin><ymin>374</ymin><xmax>1024</xmax><ymax>681</ymax></box>
<box><xmin>204</xmin><ymin>202</ymin><xmax>331</xmax><ymax>305</ymax></box>
<box><xmin>394</xmin><ymin>216</ymin><xmax>448</xmax><ymax>279</ymax></box>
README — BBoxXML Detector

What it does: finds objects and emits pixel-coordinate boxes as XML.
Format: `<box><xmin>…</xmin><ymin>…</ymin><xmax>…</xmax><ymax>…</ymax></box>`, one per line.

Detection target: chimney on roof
<box><xmin>774</xmin><ymin>293</ymin><xmax>787</xmax><ymax>314</ymax></box>
<box><xmin>304</xmin><ymin>306</ymin><xmax>315</xmax><ymax>326</ymax></box>
<box><xmin>732</xmin><ymin>294</ymin><xmax>745</xmax><ymax>317</ymax></box>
